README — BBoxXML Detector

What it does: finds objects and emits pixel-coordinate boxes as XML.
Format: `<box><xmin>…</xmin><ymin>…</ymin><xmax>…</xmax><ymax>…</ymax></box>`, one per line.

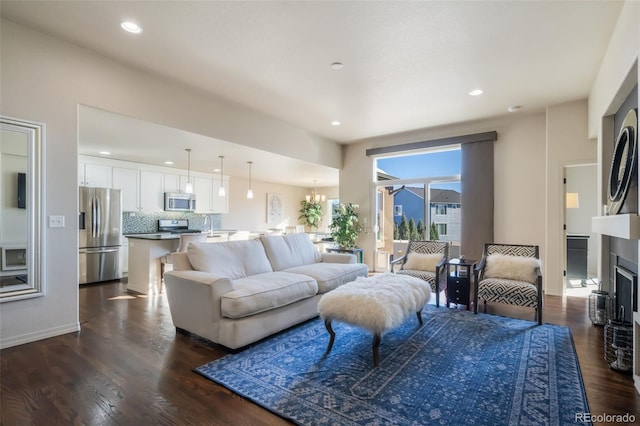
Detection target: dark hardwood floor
<box><xmin>2</xmin><ymin>281</ymin><xmax>639</xmax><ymax>425</ymax></box>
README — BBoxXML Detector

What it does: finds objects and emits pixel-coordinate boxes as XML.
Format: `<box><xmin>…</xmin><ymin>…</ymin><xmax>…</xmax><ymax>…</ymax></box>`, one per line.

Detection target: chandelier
<box><xmin>305</xmin><ymin>181</ymin><xmax>325</xmax><ymax>203</ymax></box>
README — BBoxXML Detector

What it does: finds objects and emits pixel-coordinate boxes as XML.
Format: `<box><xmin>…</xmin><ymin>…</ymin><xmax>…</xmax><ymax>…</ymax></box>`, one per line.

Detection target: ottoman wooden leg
<box><xmin>416</xmin><ymin>309</ymin><xmax>423</xmax><ymax>326</ymax></box>
<box><xmin>373</xmin><ymin>333</ymin><xmax>381</xmax><ymax>367</ymax></box>
<box><xmin>324</xmin><ymin>319</ymin><xmax>335</xmax><ymax>355</ymax></box>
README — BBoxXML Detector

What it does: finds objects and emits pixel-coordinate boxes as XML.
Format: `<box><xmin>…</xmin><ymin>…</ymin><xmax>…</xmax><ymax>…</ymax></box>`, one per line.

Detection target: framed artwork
<box><xmin>267</xmin><ymin>193</ymin><xmax>284</xmax><ymax>224</ymax></box>
<box><xmin>329</xmin><ymin>198</ymin><xmax>340</xmax><ymax>220</ymax></box>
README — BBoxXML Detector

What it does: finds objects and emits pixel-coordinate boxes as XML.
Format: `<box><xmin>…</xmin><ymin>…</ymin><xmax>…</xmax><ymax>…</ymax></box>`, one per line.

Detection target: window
<box><xmin>375</xmin><ymin>147</ymin><xmax>461</xmax><ymax>247</ymax></box>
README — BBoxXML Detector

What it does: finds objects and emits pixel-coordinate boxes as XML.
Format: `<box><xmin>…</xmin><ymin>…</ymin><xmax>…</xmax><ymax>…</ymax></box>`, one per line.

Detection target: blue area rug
<box><xmin>195</xmin><ymin>307</ymin><xmax>590</xmax><ymax>425</ymax></box>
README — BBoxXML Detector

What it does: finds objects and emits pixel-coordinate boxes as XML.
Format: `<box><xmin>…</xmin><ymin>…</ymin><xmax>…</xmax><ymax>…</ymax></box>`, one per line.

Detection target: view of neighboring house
<box><xmin>393</xmin><ymin>186</ymin><xmax>461</xmax><ymax>243</ymax></box>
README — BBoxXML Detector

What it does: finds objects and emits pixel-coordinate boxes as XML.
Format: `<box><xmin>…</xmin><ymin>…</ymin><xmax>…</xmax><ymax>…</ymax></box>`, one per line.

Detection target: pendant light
<box><xmin>246</xmin><ymin>161</ymin><xmax>254</xmax><ymax>199</ymax></box>
<box><xmin>218</xmin><ymin>155</ymin><xmax>226</xmax><ymax>197</ymax></box>
<box><xmin>184</xmin><ymin>148</ymin><xmax>194</xmax><ymax>194</ymax></box>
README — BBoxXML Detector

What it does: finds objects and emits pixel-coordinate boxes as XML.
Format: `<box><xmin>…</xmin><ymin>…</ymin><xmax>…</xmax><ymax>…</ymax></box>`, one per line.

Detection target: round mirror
<box><xmin>607</xmin><ymin>109</ymin><xmax>638</xmax><ymax>216</ymax></box>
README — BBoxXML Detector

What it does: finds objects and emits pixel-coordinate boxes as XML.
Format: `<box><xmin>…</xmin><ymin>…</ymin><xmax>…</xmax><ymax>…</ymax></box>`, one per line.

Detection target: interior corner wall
<box><xmin>545</xmin><ymin>100</ymin><xmax>597</xmax><ymax>296</ymax></box>
<box><xmin>0</xmin><ymin>19</ymin><xmax>341</xmax><ymax>348</ymax></box>
<box><xmin>343</xmin><ymin>113</ymin><xmax>547</xmax><ymax>276</ymax></box>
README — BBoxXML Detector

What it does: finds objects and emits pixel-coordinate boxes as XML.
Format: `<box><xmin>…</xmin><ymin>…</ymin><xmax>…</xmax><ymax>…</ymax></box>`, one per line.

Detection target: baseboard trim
<box><xmin>0</xmin><ymin>322</ymin><xmax>80</xmax><ymax>349</ymax></box>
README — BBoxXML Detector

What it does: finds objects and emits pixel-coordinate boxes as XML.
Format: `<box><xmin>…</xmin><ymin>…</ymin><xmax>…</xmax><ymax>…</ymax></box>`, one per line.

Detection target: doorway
<box><xmin>564</xmin><ymin>164</ymin><xmax>598</xmax><ymax>297</ymax></box>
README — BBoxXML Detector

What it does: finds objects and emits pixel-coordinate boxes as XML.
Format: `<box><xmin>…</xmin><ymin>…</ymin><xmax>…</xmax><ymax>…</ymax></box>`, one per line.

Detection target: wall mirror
<box><xmin>0</xmin><ymin>116</ymin><xmax>44</xmax><ymax>302</ymax></box>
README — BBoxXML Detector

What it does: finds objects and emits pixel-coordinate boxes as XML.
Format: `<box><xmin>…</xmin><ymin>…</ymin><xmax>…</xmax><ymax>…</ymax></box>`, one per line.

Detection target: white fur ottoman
<box><xmin>317</xmin><ymin>273</ymin><xmax>432</xmax><ymax>367</ymax></box>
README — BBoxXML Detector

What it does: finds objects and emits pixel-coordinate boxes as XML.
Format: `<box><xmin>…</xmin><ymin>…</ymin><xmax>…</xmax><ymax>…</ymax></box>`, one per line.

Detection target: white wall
<box><xmin>342</xmin><ymin>112</ymin><xmax>548</xmax><ymax>276</ymax></box>
<box><xmin>545</xmin><ymin>100</ymin><xmax>597</xmax><ymax>296</ymax></box>
<box><xmin>588</xmin><ymin>0</ymin><xmax>640</xmax><ymax>137</ymax></box>
<box><xmin>224</xmin><ymin>177</ymin><xmax>338</xmax><ymax>233</ymax></box>
<box><xmin>343</xmin><ymin>100</ymin><xmax>595</xmax><ymax>297</ymax></box>
<box><xmin>0</xmin><ymin>20</ymin><xmax>342</xmax><ymax>348</ymax></box>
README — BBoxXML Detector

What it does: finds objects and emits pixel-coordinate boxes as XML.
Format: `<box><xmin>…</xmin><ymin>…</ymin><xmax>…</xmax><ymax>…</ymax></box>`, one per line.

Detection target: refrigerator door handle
<box><xmin>79</xmin><ymin>247</ymin><xmax>120</xmax><ymax>254</ymax></box>
<box><xmin>95</xmin><ymin>196</ymin><xmax>101</xmax><ymax>237</ymax></box>
<box><xmin>91</xmin><ymin>197</ymin><xmax>99</xmax><ymax>238</ymax></box>
<box><xmin>90</xmin><ymin>198</ymin><xmax>94</xmax><ymax>237</ymax></box>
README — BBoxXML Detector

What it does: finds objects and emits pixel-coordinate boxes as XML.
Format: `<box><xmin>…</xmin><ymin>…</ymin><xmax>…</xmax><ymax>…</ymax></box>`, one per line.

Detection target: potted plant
<box><xmin>298</xmin><ymin>200</ymin><xmax>323</xmax><ymax>230</ymax></box>
<box><xmin>329</xmin><ymin>202</ymin><xmax>363</xmax><ymax>249</ymax></box>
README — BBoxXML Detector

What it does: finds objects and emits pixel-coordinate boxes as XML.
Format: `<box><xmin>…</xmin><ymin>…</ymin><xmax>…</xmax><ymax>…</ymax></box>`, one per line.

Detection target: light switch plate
<box><xmin>49</xmin><ymin>215</ymin><xmax>65</xmax><ymax>228</ymax></box>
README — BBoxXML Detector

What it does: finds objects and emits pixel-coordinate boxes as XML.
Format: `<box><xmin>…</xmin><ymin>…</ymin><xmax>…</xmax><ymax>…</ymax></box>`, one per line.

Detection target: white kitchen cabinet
<box><xmin>212</xmin><ymin>176</ymin><xmax>230</xmax><ymax>213</ymax></box>
<box><xmin>163</xmin><ymin>173</ymin><xmax>180</xmax><ymax>193</ymax></box>
<box><xmin>194</xmin><ymin>176</ymin><xmax>213</xmax><ymax>212</ymax></box>
<box><xmin>79</xmin><ymin>161</ymin><xmax>112</xmax><ymax>187</ymax></box>
<box><xmin>140</xmin><ymin>171</ymin><xmax>165</xmax><ymax>211</ymax></box>
<box><xmin>164</xmin><ymin>173</ymin><xmax>191</xmax><ymax>194</ymax></box>
<box><xmin>112</xmin><ymin>167</ymin><xmax>140</xmax><ymax>211</ymax></box>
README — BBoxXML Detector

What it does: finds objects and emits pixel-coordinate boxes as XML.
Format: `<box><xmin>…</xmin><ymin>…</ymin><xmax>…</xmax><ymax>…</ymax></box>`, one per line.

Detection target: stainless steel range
<box><xmin>157</xmin><ymin>219</ymin><xmax>202</xmax><ymax>234</ymax></box>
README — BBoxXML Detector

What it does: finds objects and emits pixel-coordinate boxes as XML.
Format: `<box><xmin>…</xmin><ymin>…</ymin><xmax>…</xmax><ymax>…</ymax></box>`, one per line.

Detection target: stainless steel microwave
<box><xmin>164</xmin><ymin>192</ymin><xmax>196</xmax><ymax>212</ymax></box>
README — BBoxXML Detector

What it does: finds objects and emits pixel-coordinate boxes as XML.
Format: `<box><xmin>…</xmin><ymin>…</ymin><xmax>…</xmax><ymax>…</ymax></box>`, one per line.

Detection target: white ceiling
<box><xmin>1</xmin><ymin>1</ymin><xmax>624</xmax><ymax>186</ymax></box>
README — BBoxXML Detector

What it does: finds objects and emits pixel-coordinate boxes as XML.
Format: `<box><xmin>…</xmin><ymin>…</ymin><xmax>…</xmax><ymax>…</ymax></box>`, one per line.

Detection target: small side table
<box><xmin>446</xmin><ymin>258</ymin><xmax>476</xmax><ymax>309</ymax></box>
<box><xmin>326</xmin><ymin>247</ymin><xmax>364</xmax><ymax>263</ymax></box>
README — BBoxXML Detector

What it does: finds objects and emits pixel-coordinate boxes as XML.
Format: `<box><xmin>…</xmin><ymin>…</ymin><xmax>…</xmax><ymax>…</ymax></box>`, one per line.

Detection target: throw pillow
<box><xmin>484</xmin><ymin>253</ymin><xmax>540</xmax><ymax>283</ymax></box>
<box><xmin>403</xmin><ymin>252</ymin><xmax>442</xmax><ymax>272</ymax></box>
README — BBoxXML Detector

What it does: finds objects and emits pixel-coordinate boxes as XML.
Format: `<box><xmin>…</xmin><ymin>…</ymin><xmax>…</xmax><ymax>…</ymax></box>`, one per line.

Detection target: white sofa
<box><xmin>163</xmin><ymin>233</ymin><xmax>369</xmax><ymax>349</ymax></box>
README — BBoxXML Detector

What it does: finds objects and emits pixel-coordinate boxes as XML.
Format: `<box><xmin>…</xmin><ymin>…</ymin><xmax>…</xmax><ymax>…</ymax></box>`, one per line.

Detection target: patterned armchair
<box><xmin>390</xmin><ymin>240</ymin><xmax>449</xmax><ymax>307</ymax></box>
<box><xmin>474</xmin><ymin>243</ymin><xmax>542</xmax><ymax>324</ymax></box>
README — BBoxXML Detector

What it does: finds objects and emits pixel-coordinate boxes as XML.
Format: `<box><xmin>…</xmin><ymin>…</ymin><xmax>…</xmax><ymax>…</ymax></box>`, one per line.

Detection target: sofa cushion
<box><xmin>260</xmin><ymin>233</ymin><xmax>321</xmax><ymax>271</ymax></box>
<box><xmin>221</xmin><ymin>272</ymin><xmax>318</xmax><ymax>319</ymax></box>
<box><xmin>187</xmin><ymin>240</ymin><xmax>272</xmax><ymax>280</ymax></box>
<box><xmin>283</xmin><ymin>262</ymin><xmax>369</xmax><ymax>293</ymax></box>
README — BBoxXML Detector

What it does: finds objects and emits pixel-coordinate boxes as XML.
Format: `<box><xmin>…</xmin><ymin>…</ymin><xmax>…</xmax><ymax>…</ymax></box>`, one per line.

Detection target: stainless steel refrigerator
<box><xmin>79</xmin><ymin>187</ymin><xmax>122</xmax><ymax>284</ymax></box>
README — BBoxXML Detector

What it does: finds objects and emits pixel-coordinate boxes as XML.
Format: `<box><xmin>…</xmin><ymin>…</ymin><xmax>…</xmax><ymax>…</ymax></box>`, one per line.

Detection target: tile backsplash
<box><xmin>123</xmin><ymin>211</ymin><xmax>221</xmax><ymax>234</ymax></box>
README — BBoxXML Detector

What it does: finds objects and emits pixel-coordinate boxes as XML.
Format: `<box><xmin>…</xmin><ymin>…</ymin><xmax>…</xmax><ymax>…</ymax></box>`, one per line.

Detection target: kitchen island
<box><xmin>126</xmin><ymin>234</ymin><xmax>179</xmax><ymax>294</ymax></box>
<box><xmin>125</xmin><ymin>230</ymin><xmax>237</xmax><ymax>294</ymax></box>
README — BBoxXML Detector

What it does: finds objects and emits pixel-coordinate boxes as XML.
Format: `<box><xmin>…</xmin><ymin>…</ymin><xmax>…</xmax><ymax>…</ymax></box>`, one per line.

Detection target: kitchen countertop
<box><xmin>125</xmin><ymin>230</ymin><xmax>239</xmax><ymax>240</ymax></box>
<box><xmin>125</xmin><ymin>233</ymin><xmax>180</xmax><ymax>240</ymax></box>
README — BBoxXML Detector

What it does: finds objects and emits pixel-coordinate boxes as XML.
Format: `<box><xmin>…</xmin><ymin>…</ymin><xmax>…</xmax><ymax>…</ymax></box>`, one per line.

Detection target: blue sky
<box><xmin>377</xmin><ymin>149</ymin><xmax>461</xmax><ymax>179</ymax></box>
<box><xmin>377</xmin><ymin>149</ymin><xmax>461</xmax><ymax>191</ymax></box>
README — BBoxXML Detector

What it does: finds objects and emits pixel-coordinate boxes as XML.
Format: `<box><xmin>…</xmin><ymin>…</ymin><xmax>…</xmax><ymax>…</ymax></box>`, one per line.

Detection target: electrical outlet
<box><xmin>49</xmin><ymin>215</ymin><xmax>65</xmax><ymax>228</ymax></box>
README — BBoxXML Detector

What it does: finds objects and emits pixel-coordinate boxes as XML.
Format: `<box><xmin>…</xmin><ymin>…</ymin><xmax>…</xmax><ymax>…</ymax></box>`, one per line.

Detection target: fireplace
<box><xmin>614</xmin><ymin>265</ymin><xmax>637</xmax><ymax>323</ymax></box>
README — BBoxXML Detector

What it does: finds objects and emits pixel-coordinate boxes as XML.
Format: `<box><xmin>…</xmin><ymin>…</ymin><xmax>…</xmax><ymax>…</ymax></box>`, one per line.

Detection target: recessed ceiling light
<box><xmin>99</xmin><ymin>151</ymin><xmax>111</xmax><ymax>155</ymax></box>
<box><xmin>468</xmin><ymin>89</ymin><xmax>483</xmax><ymax>96</ymax></box>
<box><xmin>164</xmin><ymin>161</ymin><xmax>174</xmax><ymax>165</ymax></box>
<box><xmin>121</xmin><ymin>21</ymin><xmax>142</xmax><ymax>34</ymax></box>
<box><xmin>507</xmin><ymin>105</ymin><xmax>522</xmax><ymax>112</ymax></box>
<box><xmin>330</xmin><ymin>62</ymin><xmax>344</xmax><ymax>70</ymax></box>
<box><xmin>331</xmin><ymin>120</ymin><xmax>341</xmax><ymax>126</ymax></box>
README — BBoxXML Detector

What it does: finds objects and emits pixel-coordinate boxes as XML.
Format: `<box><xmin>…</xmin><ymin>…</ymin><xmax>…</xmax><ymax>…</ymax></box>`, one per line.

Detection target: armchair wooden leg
<box><xmin>537</xmin><ymin>293</ymin><xmax>543</xmax><ymax>325</ymax></box>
